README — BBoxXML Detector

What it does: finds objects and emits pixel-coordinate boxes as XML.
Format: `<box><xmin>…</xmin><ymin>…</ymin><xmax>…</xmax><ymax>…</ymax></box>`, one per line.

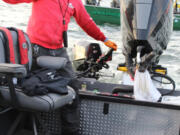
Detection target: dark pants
<box><xmin>32</xmin><ymin>44</ymin><xmax>80</xmax><ymax>135</ymax></box>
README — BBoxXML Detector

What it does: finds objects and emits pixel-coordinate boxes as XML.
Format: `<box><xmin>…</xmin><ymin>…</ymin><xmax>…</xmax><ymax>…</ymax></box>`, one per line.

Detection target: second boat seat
<box><xmin>36</xmin><ymin>56</ymin><xmax>68</xmax><ymax>70</ymax></box>
<box><xmin>0</xmin><ymin>85</ymin><xmax>75</xmax><ymax>112</ymax></box>
<box><xmin>0</xmin><ymin>57</ymin><xmax>76</xmax><ymax>112</ymax></box>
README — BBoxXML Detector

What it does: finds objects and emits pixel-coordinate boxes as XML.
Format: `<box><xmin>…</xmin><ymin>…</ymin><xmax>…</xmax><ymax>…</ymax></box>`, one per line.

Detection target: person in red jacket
<box><xmin>3</xmin><ymin>0</ymin><xmax>117</xmax><ymax>50</ymax></box>
<box><xmin>3</xmin><ymin>0</ymin><xmax>117</xmax><ymax>135</ymax></box>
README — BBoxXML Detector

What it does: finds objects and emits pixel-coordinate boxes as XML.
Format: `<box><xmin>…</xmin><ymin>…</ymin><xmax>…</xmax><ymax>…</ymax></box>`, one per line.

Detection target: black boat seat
<box><xmin>0</xmin><ymin>28</ymin><xmax>76</xmax><ymax>134</ymax></box>
<box><xmin>0</xmin><ymin>57</ymin><xmax>76</xmax><ymax>112</ymax></box>
<box><xmin>0</xmin><ymin>86</ymin><xmax>75</xmax><ymax>112</ymax></box>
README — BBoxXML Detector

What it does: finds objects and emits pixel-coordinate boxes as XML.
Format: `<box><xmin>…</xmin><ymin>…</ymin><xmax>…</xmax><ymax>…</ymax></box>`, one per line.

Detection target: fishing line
<box><xmin>58</xmin><ymin>0</ymin><xmax>69</xmax><ymax>47</ymax></box>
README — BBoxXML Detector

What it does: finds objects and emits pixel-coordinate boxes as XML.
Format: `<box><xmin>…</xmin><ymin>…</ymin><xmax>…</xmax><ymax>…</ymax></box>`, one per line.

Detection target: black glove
<box><xmin>21</xmin><ymin>75</ymin><xmax>49</xmax><ymax>96</ymax></box>
<box><xmin>21</xmin><ymin>68</ymin><xmax>71</xmax><ymax>96</ymax></box>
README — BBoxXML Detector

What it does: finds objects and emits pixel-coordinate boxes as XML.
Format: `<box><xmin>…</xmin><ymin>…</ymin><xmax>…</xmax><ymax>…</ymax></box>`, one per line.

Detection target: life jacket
<box><xmin>0</xmin><ymin>27</ymin><xmax>32</xmax><ymax>71</ymax></box>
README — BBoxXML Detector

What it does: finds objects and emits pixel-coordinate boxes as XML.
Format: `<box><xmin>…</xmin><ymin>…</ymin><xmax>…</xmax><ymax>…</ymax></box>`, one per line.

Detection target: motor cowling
<box><xmin>120</xmin><ymin>0</ymin><xmax>173</xmax><ymax>72</ymax></box>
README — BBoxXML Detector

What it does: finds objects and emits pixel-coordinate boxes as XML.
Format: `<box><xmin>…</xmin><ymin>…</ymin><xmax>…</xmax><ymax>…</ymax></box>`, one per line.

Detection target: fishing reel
<box><xmin>73</xmin><ymin>41</ymin><xmax>113</xmax><ymax>79</ymax></box>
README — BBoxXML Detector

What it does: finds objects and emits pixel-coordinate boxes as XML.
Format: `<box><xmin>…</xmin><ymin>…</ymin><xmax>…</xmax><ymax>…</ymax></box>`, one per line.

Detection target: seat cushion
<box><xmin>0</xmin><ymin>86</ymin><xmax>75</xmax><ymax>112</ymax></box>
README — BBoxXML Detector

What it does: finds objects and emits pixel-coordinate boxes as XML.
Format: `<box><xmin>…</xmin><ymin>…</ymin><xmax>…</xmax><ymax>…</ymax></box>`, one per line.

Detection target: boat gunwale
<box><xmin>80</xmin><ymin>91</ymin><xmax>180</xmax><ymax>111</ymax></box>
<box><xmin>84</xmin><ymin>4</ymin><xmax>120</xmax><ymax>10</ymax></box>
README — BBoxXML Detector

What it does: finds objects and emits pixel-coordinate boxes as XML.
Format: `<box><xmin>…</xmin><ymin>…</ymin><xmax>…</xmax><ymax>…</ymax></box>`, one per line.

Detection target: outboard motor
<box><xmin>73</xmin><ymin>41</ymin><xmax>113</xmax><ymax>79</ymax></box>
<box><xmin>120</xmin><ymin>0</ymin><xmax>173</xmax><ymax>73</ymax></box>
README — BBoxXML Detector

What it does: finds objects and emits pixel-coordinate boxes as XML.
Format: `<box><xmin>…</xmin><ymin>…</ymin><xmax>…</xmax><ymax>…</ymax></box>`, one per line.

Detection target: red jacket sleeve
<box><xmin>73</xmin><ymin>0</ymin><xmax>106</xmax><ymax>42</ymax></box>
<box><xmin>2</xmin><ymin>0</ymin><xmax>36</xmax><ymax>4</ymax></box>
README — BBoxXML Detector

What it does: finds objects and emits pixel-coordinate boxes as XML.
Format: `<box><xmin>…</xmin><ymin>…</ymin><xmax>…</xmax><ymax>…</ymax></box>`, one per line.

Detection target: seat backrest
<box><xmin>0</xmin><ymin>27</ymin><xmax>32</xmax><ymax>71</ymax></box>
<box><xmin>0</xmin><ymin>32</ymin><xmax>5</xmax><ymax>63</ymax></box>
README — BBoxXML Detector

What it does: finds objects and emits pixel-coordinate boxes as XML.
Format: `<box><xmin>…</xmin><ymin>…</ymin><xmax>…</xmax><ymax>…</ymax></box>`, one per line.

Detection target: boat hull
<box><xmin>85</xmin><ymin>5</ymin><xmax>120</xmax><ymax>25</ymax></box>
<box><xmin>173</xmin><ymin>14</ymin><xmax>180</xmax><ymax>30</ymax></box>
<box><xmin>1</xmin><ymin>80</ymin><xmax>180</xmax><ymax>134</ymax></box>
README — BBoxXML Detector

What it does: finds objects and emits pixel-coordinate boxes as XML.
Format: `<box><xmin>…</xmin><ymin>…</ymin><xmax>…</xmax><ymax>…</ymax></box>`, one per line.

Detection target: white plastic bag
<box><xmin>134</xmin><ymin>70</ymin><xmax>161</xmax><ymax>102</ymax></box>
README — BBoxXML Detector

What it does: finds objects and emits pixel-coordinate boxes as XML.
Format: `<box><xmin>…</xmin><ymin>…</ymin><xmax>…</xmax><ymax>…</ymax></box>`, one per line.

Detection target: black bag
<box><xmin>21</xmin><ymin>68</ymin><xmax>71</xmax><ymax>96</ymax></box>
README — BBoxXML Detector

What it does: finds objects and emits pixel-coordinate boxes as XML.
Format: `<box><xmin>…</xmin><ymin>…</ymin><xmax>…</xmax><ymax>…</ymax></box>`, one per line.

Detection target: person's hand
<box><xmin>104</xmin><ymin>40</ymin><xmax>117</xmax><ymax>51</ymax></box>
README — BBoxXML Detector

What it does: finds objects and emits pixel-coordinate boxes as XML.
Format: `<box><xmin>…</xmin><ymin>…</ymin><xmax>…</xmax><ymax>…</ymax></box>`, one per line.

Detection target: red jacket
<box><xmin>3</xmin><ymin>0</ymin><xmax>106</xmax><ymax>49</ymax></box>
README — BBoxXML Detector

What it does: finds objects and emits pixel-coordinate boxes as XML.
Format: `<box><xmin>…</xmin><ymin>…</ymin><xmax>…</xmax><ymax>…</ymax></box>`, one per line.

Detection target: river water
<box><xmin>1</xmin><ymin>1</ymin><xmax>180</xmax><ymax>90</ymax></box>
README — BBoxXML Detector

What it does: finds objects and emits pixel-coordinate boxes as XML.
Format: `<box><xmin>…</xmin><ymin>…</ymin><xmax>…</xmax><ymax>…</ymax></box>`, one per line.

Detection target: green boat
<box><xmin>85</xmin><ymin>5</ymin><xmax>180</xmax><ymax>30</ymax></box>
<box><xmin>173</xmin><ymin>14</ymin><xmax>180</xmax><ymax>30</ymax></box>
<box><xmin>85</xmin><ymin>5</ymin><xmax>120</xmax><ymax>25</ymax></box>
